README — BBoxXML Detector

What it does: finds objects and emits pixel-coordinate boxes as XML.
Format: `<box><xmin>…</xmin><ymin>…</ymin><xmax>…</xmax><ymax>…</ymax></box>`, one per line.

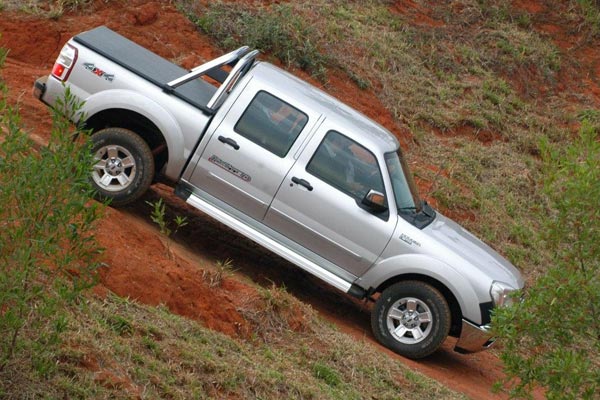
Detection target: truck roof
<box><xmin>248</xmin><ymin>62</ymin><xmax>400</xmax><ymax>154</ymax></box>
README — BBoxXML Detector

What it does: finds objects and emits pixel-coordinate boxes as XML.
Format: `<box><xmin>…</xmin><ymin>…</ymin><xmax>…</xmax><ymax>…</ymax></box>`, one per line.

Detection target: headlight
<box><xmin>490</xmin><ymin>281</ymin><xmax>516</xmax><ymax>307</ymax></box>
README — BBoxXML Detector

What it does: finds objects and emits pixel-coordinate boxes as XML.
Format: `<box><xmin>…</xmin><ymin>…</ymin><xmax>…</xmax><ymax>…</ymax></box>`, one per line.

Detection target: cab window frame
<box><xmin>306</xmin><ymin>130</ymin><xmax>387</xmax><ymax>214</ymax></box>
<box><xmin>233</xmin><ymin>90</ymin><xmax>309</xmax><ymax>158</ymax></box>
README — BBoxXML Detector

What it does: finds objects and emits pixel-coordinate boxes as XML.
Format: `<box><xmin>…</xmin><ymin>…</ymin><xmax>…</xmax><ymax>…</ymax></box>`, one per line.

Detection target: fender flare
<box><xmin>356</xmin><ymin>254</ymin><xmax>483</xmax><ymax>324</ymax></box>
<box><xmin>80</xmin><ymin>89</ymin><xmax>185</xmax><ymax>180</ymax></box>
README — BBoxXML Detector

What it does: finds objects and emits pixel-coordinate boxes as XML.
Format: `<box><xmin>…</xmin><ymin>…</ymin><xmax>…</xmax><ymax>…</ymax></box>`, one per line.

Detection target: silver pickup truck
<box><xmin>34</xmin><ymin>26</ymin><xmax>523</xmax><ymax>359</ymax></box>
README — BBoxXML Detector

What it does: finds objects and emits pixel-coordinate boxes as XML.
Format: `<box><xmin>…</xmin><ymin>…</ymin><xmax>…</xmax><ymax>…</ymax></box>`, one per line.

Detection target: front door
<box><xmin>264</xmin><ymin>128</ymin><xmax>397</xmax><ymax>277</ymax></box>
<box><xmin>185</xmin><ymin>88</ymin><xmax>317</xmax><ymax>221</ymax></box>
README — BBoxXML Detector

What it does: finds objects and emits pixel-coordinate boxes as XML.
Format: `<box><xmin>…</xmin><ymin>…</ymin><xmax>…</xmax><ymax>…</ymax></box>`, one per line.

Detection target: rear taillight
<box><xmin>51</xmin><ymin>43</ymin><xmax>78</xmax><ymax>81</ymax></box>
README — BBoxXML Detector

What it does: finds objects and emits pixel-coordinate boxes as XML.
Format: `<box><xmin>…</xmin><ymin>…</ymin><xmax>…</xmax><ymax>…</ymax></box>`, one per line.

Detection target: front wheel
<box><xmin>90</xmin><ymin>127</ymin><xmax>154</xmax><ymax>206</ymax></box>
<box><xmin>371</xmin><ymin>281</ymin><xmax>450</xmax><ymax>359</ymax></box>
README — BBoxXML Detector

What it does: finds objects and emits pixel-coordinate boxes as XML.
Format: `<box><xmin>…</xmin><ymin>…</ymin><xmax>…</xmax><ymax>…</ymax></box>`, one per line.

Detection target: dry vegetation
<box><xmin>0</xmin><ymin>0</ymin><xmax>94</xmax><ymax>17</ymax></box>
<box><xmin>3</xmin><ymin>290</ymin><xmax>466</xmax><ymax>399</ymax></box>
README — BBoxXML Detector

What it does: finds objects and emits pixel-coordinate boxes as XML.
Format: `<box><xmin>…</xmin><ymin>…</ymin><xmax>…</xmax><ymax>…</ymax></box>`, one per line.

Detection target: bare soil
<box><xmin>5</xmin><ymin>0</ymin><xmax>594</xmax><ymax>398</ymax></box>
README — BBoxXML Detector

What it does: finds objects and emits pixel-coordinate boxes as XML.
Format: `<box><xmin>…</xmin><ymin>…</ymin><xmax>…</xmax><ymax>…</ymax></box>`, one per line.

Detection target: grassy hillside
<box><xmin>2</xmin><ymin>291</ymin><xmax>465</xmax><ymax>399</ymax></box>
<box><xmin>2</xmin><ymin>0</ymin><xmax>600</xmax><ymax>398</ymax></box>
<box><xmin>178</xmin><ymin>0</ymin><xmax>600</xmax><ymax>280</ymax></box>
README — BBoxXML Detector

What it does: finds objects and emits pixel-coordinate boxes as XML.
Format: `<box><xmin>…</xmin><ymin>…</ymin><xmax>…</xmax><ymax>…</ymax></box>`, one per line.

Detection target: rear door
<box><xmin>264</xmin><ymin>127</ymin><xmax>397</xmax><ymax>277</ymax></box>
<box><xmin>184</xmin><ymin>84</ymin><xmax>319</xmax><ymax>221</ymax></box>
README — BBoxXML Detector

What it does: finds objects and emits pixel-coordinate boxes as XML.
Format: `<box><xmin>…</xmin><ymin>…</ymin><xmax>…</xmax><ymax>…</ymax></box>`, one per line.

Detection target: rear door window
<box><xmin>234</xmin><ymin>91</ymin><xmax>308</xmax><ymax>157</ymax></box>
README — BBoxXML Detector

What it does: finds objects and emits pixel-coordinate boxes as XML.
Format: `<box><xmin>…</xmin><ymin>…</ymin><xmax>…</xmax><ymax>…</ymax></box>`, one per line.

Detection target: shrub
<box><xmin>0</xmin><ymin>58</ymin><xmax>102</xmax><ymax>376</ymax></box>
<box><xmin>493</xmin><ymin>122</ymin><xmax>600</xmax><ymax>399</ymax></box>
<box><xmin>146</xmin><ymin>197</ymin><xmax>188</xmax><ymax>259</ymax></box>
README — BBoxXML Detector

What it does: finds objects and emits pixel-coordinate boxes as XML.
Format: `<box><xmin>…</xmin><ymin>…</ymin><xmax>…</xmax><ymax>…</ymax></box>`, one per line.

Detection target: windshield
<box><xmin>385</xmin><ymin>150</ymin><xmax>422</xmax><ymax>212</ymax></box>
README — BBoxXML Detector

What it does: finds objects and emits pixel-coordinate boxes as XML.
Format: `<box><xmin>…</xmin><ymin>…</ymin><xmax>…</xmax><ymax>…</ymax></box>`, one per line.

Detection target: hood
<box><xmin>424</xmin><ymin>213</ymin><xmax>524</xmax><ymax>289</ymax></box>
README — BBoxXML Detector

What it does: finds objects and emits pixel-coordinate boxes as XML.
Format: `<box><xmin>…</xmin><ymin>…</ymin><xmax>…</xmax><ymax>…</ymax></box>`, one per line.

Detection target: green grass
<box><xmin>182</xmin><ymin>0</ymin><xmax>560</xmax><ymax>133</ymax></box>
<box><xmin>573</xmin><ymin>0</ymin><xmax>600</xmax><ymax>36</ymax></box>
<box><xmin>0</xmin><ymin>0</ymin><xmax>95</xmax><ymax>18</ymax></box>
<box><xmin>177</xmin><ymin>1</ymin><xmax>329</xmax><ymax>79</ymax></box>
<box><xmin>418</xmin><ymin>135</ymin><xmax>549</xmax><ymax>269</ymax></box>
<box><xmin>0</xmin><ymin>293</ymin><xmax>467</xmax><ymax>399</ymax></box>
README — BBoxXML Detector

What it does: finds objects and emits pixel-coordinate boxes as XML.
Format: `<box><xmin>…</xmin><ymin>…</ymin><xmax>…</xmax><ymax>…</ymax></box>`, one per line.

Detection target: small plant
<box><xmin>237</xmin><ymin>283</ymin><xmax>310</xmax><ymax>342</ymax></box>
<box><xmin>312</xmin><ymin>361</ymin><xmax>341</xmax><ymax>387</ymax></box>
<box><xmin>107</xmin><ymin>315</ymin><xmax>133</xmax><ymax>336</ymax></box>
<box><xmin>202</xmin><ymin>258</ymin><xmax>236</xmax><ymax>288</ymax></box>
<box><xmin>574</xmin><ymin>0</ymin><xmax>600</xmax><ymax>36</ymax></box>
<box><xmin>261</xmin><ymin>283</ymin><xmax>291</xmax><ymax>314</ymax></box>
<box><xmin>146</xmin><ymin>198</ymin><xmax>188</xmax><ymax>259</ymax></box>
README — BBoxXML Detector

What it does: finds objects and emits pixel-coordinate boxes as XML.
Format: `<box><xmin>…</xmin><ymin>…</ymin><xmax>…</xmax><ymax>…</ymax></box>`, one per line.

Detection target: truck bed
<box><xmin>73</xmin><ymin>26</ymin><xmax>217</xmax><ymax>114</ymax></box>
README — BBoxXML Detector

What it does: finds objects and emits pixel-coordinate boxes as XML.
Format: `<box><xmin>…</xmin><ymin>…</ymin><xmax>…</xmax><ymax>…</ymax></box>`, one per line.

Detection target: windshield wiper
<box><xmin>399</xmin><ymin>202</ymin><xmax>434</xmax><ymax>217</ymax></box>
<box><xmin>398</xmin><ymin>206</ymin><xmax>417</xmax><ymax>211</ymax></box>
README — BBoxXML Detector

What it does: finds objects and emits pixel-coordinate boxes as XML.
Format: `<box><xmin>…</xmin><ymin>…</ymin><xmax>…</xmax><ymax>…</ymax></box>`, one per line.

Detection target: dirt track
<box><xmin>0</xmin><ymin>1</ymin><xmax>560</xmax><ymax>398</ymax></box>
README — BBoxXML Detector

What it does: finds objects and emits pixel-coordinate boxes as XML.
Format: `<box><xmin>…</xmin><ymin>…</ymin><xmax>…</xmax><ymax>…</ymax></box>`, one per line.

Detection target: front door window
<box><xmin>307</xmin><ymin>131</ymin><xmax>385</xmax><ymax>201</ymax></box>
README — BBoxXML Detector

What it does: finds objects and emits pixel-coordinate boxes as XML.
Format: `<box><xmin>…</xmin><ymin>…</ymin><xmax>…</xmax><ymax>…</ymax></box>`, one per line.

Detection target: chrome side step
<box><xmin>184</xmin><ymin>190</ymin><xmax>353</xmax><ymax>293</ymax></box>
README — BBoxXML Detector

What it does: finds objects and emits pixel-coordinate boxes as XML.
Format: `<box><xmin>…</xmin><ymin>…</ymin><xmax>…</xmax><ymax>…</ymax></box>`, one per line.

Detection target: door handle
<box><xmin>218</xmin><ymin>135</ymin><xmax>240</xmax><ymax>150</ymax></box>
<box><xmin>291</xmin><ymin>176</ymin><xmax>313</xmax><ymax>191</ymax></box>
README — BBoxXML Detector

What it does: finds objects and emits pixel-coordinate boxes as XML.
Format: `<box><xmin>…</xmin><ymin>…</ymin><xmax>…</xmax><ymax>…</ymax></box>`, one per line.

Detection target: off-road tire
<box><xmin>371</xmin><ymin>280</ymin><xmax>451</xmax><ymax>359</ymax></box>
<box><xmin>90</xmin><ymin>127</ymin><xmax>154</xmax><ymax>206</ymax></box>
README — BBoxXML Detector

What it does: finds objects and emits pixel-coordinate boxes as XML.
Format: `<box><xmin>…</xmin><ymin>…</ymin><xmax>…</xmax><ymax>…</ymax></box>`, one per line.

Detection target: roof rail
<box><xmin>207</xmin><ymin>49</ymin><xmax>260</xmax><ymax>111</ymax></box>
<box><xmin>164</xmin><ymin>46</ymin><xmax>251</xmax><ymax>91</ymax></box>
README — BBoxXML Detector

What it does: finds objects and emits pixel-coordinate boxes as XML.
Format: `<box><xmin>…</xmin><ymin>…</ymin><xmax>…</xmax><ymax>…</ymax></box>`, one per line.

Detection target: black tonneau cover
<box><xmin>73</xmin><ymin>26</ymin><xmax>217</xmax><ymax>114</ymax></box>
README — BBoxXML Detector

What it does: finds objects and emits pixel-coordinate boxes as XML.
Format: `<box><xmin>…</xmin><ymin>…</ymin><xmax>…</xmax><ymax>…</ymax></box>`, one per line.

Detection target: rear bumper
<box><xmin>33</xmin><ymin>76</ymin><xmax>48</xmax><ymax>103</ymax></box>
<box><xmin>454</xmin><ymin>319</ymin><xmax>496</xmax><ymax>354</ymax></box>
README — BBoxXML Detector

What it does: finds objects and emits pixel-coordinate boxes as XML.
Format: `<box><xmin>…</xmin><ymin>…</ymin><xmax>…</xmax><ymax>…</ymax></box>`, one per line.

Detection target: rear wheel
<box><xmin>91</xmin><ymin>127</ymin><xmax>154</xmax><ymax>206</ymax></box>
<box><xmin>371</xmin><ymin>281</ymin><xmax>450</xmax><ymax>359</ymax></box>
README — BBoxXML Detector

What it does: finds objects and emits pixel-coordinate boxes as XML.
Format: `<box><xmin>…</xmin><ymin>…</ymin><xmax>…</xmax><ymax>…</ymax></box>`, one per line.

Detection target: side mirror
<box><xmin>361</xmin><ymin>190</ymin><xmax>388</xmax><ymax>213</ymax></box>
